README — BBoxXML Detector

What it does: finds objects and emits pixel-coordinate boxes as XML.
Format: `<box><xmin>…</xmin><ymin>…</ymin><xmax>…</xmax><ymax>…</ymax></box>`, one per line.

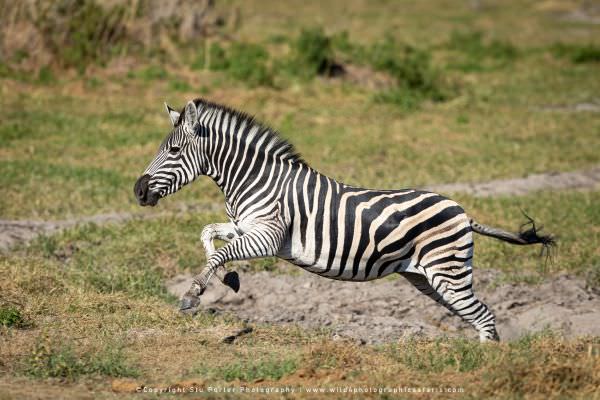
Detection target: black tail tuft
<box><xmin>519</xmin><ymin>211</ymin><xmax>556</xmax><ymax>260</ymax></box>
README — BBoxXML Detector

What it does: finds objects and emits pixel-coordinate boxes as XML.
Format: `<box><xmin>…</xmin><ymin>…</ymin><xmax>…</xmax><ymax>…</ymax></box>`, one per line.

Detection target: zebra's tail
<box><xmin>469</xmin><ymin>212</ymin><xmax>555</xmax><ymax>252</ymax></box>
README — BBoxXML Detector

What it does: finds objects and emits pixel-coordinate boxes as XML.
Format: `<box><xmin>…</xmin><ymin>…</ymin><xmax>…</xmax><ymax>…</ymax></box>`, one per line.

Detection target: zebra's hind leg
<box><xmin>399</xmin><ymin>270</ymin><xmax>499</xmax><ymax>342</ymax></box>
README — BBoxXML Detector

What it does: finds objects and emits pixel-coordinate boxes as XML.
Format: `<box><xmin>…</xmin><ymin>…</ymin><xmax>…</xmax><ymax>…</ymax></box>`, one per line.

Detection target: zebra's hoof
<box><xmin>179</xmin><ymin>293</ymin><xmax>201</xmax><ymax>314</ymax></box>
<box><xmin>223</xmin><ymin>271</ymin><xmax>240</xmax><ymax>293</ymax></box>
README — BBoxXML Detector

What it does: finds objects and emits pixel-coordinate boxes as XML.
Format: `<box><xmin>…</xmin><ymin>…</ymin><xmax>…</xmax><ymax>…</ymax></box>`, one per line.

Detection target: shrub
<box><xmin>208</xmin><ymin>42</ymin><xmax>229</xmax><ymax>71</ymax></box>
<box><xmin>368</xmin><ymin>36</ymin><xmax>448</xmax><ymax>110</ymax></box>
<box><xmin>292</xmin><ymin>27</ymin><xmax>336</xmax><ymax>77</ymax></box>
<box><xmin>200</xmin><ymin>41</ymin><xmax>273</xmax><ymax>87</ymax></box>
<box><xmin>37</xmin><ymin>66</ymin><xmax>56</xmax><ymax>84</ymax></box>
<box><xmin>227</xmin><ymin>43</ymin><xmax>272</xmax><ymax>87</ymax></box>
<box><xmin>552</xmin><ymin>43</ymin><xmax>600</xmax><ymax>64</ymax></box>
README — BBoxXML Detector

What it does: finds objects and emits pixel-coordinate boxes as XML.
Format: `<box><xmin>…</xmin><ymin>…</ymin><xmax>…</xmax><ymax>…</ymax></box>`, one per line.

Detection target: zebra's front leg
<box><xmin>201</xmin><ymin>222</ymin><xmax>242</xmax><ymax>292</ymax></box>
<box><xmin>180</xmin><ymin>221</ymin><xmax>285</xmax><ymax>313</ymax></box>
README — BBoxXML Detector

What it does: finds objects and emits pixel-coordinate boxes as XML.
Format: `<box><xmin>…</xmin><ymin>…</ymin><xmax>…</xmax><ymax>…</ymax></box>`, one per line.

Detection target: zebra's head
<box><xmin>134</xmin><ymin>100</ymin><xmax>205</xmax><ymax>206</ymax></box>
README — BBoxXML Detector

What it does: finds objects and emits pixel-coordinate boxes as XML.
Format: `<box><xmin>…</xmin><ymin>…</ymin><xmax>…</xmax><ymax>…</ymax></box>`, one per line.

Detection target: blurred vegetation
<box><xmin>37</xmin><ymin>1</ymin><xmax>128</xmax><ymax>72</ymax></box>
<box><xmin>0</xmin><ymin>0</ymin><xmax>220</xmax><ymax>73</ymax></box>
<box><xmin>285</xmin><ymin>27</ymin><xmax>339</xmax><ymax>79</ymax></box>
<box><xmin>2</xmin><ymin>0</ymin><xmax>596</xmax><ymax>112</ymax></box>
<box><xmin>445</xmin><ymin>30</ymin><xmax>519</xmax><ymax>72</ymax></box>
<box><xmin>552</xmin><ymin>42</ymin><xmax>600</xmax><ymax>64</ymax></box>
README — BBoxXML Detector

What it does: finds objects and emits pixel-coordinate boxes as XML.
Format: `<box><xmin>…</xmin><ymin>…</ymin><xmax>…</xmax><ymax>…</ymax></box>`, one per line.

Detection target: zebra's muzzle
<box><xmin>134</xmin><ymin>174</ymin><xmax>160</xmax><ymax>206</ymax></box>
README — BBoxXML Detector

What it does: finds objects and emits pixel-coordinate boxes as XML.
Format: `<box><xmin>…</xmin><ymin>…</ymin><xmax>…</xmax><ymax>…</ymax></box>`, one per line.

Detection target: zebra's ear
<box><xmin>183</xmin><ymin>100</ymin><xmax>198</xmax><ymax>130</ymax></box>
<box><xmin>164</xmin><ymin>102</ymin><xmax>180</xmax><ymax>127</ymax></box>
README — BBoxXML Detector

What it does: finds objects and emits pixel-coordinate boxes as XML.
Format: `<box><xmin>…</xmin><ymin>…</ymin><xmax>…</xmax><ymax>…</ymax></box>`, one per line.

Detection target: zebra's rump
<box><xmin>282</xmin><ymin>186</ymin><xmax>473</xmax><ymax>282</ymax></box>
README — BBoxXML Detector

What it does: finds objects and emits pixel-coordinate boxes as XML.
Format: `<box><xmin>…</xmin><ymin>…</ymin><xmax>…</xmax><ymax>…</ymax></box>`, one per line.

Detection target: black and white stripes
<box><xmin>135</xmin><ymin>98</ymin><xmax>554</xmax><ymax>342</ymax></box>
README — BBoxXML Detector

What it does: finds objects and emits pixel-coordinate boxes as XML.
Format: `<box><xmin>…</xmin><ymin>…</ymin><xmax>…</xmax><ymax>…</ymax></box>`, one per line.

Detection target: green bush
<box><xmin>227</xmin><ymin>43</ymin><xmax>272</xmax><ymax>87</ymax></box>
<box><xmin>367</xmin><ymin>36</ymin><xmax>448</xmax><ymax>110</ymax></box>
<box><xmin>292</xmin><ymin>27</ymin><xmax>336</xmax><ymax>77</ymax></box>
<box><xmin>201</xmin><ymin>41</ymin><xmax>273</xmax><ymax>87</ymax></box>
<box><xmin>208</xmin><ymin>42</ymin><xmax>229</xmax><ymax>71</ymax></box>
<box><xmin>552</xmin><ymin>43</ymin><xmax>600</xmax><ymax>64</ymax></box>
<box><xmin>37</xmin><ymin>66</ymin><xmax>56</xmax><ymax>84</ymax></box>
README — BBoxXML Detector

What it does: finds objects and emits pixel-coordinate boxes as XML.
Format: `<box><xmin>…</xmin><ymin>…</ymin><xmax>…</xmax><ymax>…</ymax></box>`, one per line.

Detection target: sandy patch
<box><xmin>167</xmin><ymin>268</ymin><xmax>600</xmax><ymax>343</ymax></box>
<box><xmin>426</xmin><ymin>165</ymin><xmax>600</xmax><ymax>197</ymax></box>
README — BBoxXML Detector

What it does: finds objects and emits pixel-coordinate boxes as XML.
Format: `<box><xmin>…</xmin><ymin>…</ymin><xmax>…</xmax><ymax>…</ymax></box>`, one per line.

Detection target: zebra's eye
<box><xmin>169</xmin><ymin>146</ymin><xmax>181</xmax><ymax>154</ymax></box>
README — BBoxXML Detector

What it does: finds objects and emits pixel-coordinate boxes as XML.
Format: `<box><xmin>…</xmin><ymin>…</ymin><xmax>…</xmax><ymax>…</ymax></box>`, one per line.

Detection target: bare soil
<box><xmin>0</xmin><ymin>212</ymin><xmax>133</xmax><ymax>251</ymax></box>
<box><xmin>167</xmin><ymin>267</ymin><xmax>600</xmax><ymax>343</ymax></box>
<box><xmin>425</xmin><ymin>165</ymin><xmax>600</xmax><ymax>197</ymax></box>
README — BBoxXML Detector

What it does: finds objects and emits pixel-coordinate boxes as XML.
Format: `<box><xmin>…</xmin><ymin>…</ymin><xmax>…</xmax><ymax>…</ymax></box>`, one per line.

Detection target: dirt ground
<box><xmin>167</xmin><ymin>266</ymin><xmax>600</xmax><ymax>344</ymax></box>
<box><xmin>426</xmin><ymin>164</ymin><xmax>600</xmax><ymax>197</ymax></box>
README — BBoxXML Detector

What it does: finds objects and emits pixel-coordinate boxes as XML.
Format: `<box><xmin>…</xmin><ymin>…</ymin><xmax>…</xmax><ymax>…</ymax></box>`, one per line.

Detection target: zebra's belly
<box><xmin>277</xmin><ymin>247</ymin><xmax>419</xmax><ymax>282</ymax></box>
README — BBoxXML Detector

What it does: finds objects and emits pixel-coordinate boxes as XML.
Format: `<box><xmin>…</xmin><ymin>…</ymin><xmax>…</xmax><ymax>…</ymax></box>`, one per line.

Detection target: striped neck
<box><xmin>192</xmin><ymin>99</ymin><xmax>304</xmax><ymax>205</ymax></box>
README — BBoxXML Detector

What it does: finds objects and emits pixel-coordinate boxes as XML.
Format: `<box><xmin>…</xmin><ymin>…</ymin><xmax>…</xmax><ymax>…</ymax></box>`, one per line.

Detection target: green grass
<box><xmin>445</xmin><ymin>30</ymin><xmax>519</xmax><ymax>72</ymax></box>
<box><xmin>199</xmin><ymin>357</ymin><xmax>298</xmax><ymax>382</ymax></box>
<box><xmin>0</xmin><ymin>304</ymin><xmax>27</xmax><ymax>328</ymax></box>
<box><xmin>23</xmin><ymin>335</ymin><xmax>139</xmax><ymax>380</ymax></box>
<box><xmin>552</xmin><ymin>43</ymin><xmax>600</xmax><ymax>64</ymax></box>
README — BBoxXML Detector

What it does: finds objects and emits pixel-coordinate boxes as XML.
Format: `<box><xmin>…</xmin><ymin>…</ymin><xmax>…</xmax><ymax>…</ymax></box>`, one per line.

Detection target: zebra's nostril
<box><xmin>134</xmin><ymin>174</ymin><xmax>151</xmax><ymax>201</ymax></box>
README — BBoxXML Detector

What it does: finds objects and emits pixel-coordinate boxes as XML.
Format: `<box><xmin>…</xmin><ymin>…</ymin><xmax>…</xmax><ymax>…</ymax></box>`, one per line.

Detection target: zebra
<box><xmin>134</xmin><ymin>98</ymin><xmax>554</xmax><ymax>342</ymax></box>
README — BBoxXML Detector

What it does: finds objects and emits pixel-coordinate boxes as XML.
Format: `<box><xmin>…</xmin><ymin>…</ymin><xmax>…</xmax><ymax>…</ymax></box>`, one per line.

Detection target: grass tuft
<box><xmin>386</xmin><ymin>338</ymin><xmax>493</xmax><ymax>373</ymax></box>
<box><xmin>202</xmin><ymin>357</ymin><xmax>298</xmax><ymax>382</ymax></box>
<box><xmin>23</xmin><ymin>335</ymin><xmax>139</xmax><ymax>380</ymax></box>
<box><xmin>0</xmin><ymin>304</ymin><xmax>27</xmax><ymax>328</ymax></box>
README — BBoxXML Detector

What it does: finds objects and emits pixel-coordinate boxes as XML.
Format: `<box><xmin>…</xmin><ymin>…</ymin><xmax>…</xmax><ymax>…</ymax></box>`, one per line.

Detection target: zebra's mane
<box><xmin>176</xmin><ymin>98</ymin><xmax>303</xmax><ymax>164</ymax></box>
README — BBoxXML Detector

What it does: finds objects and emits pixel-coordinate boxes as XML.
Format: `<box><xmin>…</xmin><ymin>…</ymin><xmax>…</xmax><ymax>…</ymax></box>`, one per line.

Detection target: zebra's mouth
<box><xmin>140</xmin><ymin>191</ymin><xmax>160</xmax><ymax>207</ymax></box>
